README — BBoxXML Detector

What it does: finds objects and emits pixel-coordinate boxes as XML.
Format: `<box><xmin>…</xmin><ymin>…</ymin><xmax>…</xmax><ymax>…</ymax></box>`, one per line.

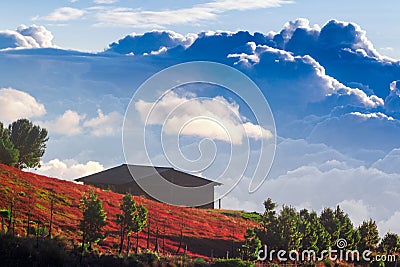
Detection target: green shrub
<box><xmin>131</xmin><ymin>251</ymin><xmax>160</xmax><ymax>265</ymax></box>
<box><xmin>193</xmin><ymin>257</ymin><xmax>208</xmax><ymax>267</ymax></box>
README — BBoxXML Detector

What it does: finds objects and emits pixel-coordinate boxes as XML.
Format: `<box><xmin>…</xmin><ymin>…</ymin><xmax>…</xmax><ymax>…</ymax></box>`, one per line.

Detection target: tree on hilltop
<box><xmin>0</xmin><ymin>119</ymin><xmax>48</xmax><ymax>169</ymax></box>
<box><xmin>0</xmin><ymin>122</ymin><xmax>19</xmax><ymax>167</ymax></box>
<box><xmin>8</xmin><ymin>119</ymin><xmax>48</xmax><ymax>169</ymax></box>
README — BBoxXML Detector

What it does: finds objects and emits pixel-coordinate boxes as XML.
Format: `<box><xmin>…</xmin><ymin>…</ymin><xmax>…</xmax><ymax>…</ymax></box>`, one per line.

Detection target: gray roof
<box><xmin>75</xmin><ymin>164</ymin><xmax>222</xmax><ymax>187</ymax></box>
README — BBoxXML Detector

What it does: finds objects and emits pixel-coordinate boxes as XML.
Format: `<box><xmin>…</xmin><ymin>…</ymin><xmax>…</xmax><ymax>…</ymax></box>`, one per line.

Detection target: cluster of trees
<box><xmin>0</xmin><ymin>119</ymin><xmax>48</xmax><ymax>169</ymax></box>
<box><xmin>242</xmin><ymin>198</ymin><xmax>400</xmax><ymax>261</ymax></box>
<box><xmin>79</xmin><ymin>189</ymin><xmax>148</xmax><ymax>255</ymax></box>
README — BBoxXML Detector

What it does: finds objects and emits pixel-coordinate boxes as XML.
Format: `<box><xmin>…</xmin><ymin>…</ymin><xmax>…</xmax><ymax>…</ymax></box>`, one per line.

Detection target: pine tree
<box><xmin>320</xmin><ymin>208</ymin><xmax>340</xmax><ymax>246</ymax></box>
<box><xmin>116</xmin><ymin>194</ymin><xmax>148</xmax><ymax>254</ymax></box>
<box><xmin>79</xmin><ymin>189</ymin><xmax>107</xmax><ymax>251</ymax></box>
<box><xmin>334</xmin><ymin>206</ymin><xmax>358</xmax><ymax>249</ymax></box>
<box><xmin>380</xmin><ymin>232</ymin><xmax>400</xmax><ymax>253</ymax></box>
<box><xmin>261</xmin><ymin>198</ymin><xmax>279</xmax><ymax>249</ymax></box>
<box><xmin>299</xmin><ymin>209</ymin><xmax>319</xmax><ymax>252</ymax></box>
<box><xmin>278</xmin><ymin>205</ymin><xmax>302</xmax><ymax>251</ymax></box>
<box><xmin>358</xmin><ymin>219</ymin><xmax>379</xmax><ymax>251</ymax></box>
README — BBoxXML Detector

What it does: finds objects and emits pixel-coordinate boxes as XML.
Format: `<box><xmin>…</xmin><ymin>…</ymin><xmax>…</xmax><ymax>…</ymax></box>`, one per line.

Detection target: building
<box><xmin>75</xmin><ymin>164</ymin><xmax>221</xmax><ymax>209</ymax></box>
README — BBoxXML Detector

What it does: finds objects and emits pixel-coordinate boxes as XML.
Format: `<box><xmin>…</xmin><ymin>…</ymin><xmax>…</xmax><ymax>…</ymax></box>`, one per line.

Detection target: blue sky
<box><xmin>1</xmin><ymin>0</ymin><xmax>400</xmax><ymax>235</ymax></box>
<box><xmin>0</xmin><ymin>0</ymin><xmax>400</xmax><ymax>57</ymax></box>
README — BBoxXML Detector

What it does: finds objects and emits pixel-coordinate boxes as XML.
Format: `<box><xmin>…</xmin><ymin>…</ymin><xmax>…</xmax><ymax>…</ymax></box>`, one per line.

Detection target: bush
<box><xmin>134</xmin><ymin>251</ymin><xmax>160</xmax><ymax>265</ymax></box>
<box><xmin>193</xmin><ymin>257</ymin><xmax>208</xmax><ymax>267</ymax></box>
<box><xmin>211</xmin><ymin>258</ymin><xmax>254</xmax><ymax>267</ymax></box>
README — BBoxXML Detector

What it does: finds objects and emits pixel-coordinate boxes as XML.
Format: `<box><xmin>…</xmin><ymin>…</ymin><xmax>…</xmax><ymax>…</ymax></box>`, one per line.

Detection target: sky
<box><xmin>1</xmin><ymin>0</ymin><xmax>400</xmax><ymax>236</ymax></box>
<box><xmin>0</xmin><ymin>0</ymin><xmax>400</xmax><ymax>58</ymax></box>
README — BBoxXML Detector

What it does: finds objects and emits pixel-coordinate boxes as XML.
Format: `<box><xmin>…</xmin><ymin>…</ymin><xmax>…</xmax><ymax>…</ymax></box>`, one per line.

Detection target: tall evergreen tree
<box><xmin>132</xmin><ymin>203</ymin><xmax>148</xmax><ymax>253</ymax></box>
<box><xmin>309</xmin><ymin>211</ymin><xmax>331</xmax><ymax>252</ymax></box>
<box><xmin>116</xmin><ymin>194</ymin><xmax>147</xmax><ymax>254</ymax></box>
<box><xmin>299</xmin><ymin>209</ymin><xmax>319</xmax><ymax>252</ymax></box>
<box><xmin>380</xmin><ymin>232</ymin><xmax>400</xmax><ymax>253</ymax></box>
<box><xmin>79</xmin><ymin>189</ymin><xmax>107</xmax><ymax>250</ymax></box>
<box><xmin>260</xmin><ymin>198</ymin><xmax>279</xmax><ymax>249</ymax></box>
<box><xmin>334</xmin><ymin>206</ymin><xmax>358</xmax><ymax>249</ymax></box>
<box><xmin>358</xmin><ymin>219</ymin><xmax>379</xmax><ymax>251</ymax></box>
<box><xmin>277</xmin><ymin>205</ymin><xmax>302</xmax><ymax>251</ymax></box>
<box><xmin>320</xmin><ymin>208</ymin><xmax>340</xmax><ymax>246</ymax></box>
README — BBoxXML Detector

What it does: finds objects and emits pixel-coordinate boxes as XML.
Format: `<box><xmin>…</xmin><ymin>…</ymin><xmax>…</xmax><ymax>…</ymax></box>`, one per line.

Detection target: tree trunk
<box><xmin>8</xmin><ymin>202</ymin><xmax>13</xmax><ymax>236</ymax></box>
<box><xmin>136</xmin><ymin>231</ymin><xmax>139</xmax><ymax>253</ymax></box>
<box><xmin>27</xmin><ymin>212</ymin><xmax>30</xmax><ymax>236</ymax></box>
<box><xmin>147</xmin><ymin>219</ymin><xmax>150</xmax><ymax>249</ymax></box>
<box><xmin>163</xmin><ymin>220</ymin><xmax>166</xmax><ymax>254</ymax></box>
<box><xmin>119</xmin><ymin>225</ymin><xmax>125</xmax><ymax>255</ymax></box>
<box><xmin>80</xmin><ymin>232</ymin><xmax>85</xmax><ymax>264</ymax></box>
<box><xmin>176</xmin><ymin>223</ymin><xmax>183</xmax><ymax>254</ymax></box>
<box><xmin>1</xmin><ymin>217</ymin><xmax>4</xmax><ymax>234</ymax></box>
<box><xmin>127</xmin><ymin>234</ymin><xmax>131</xmax><ymax>255</ymax></box>
<box><xmin>155</xmin><ymin>226</ymin><xmax>159</xmax><ymax>253</ymax></box>
<box><xmin>49</xmin><ymin>197</ymin><xmax>54</xmax><ymax>238</ymax></box>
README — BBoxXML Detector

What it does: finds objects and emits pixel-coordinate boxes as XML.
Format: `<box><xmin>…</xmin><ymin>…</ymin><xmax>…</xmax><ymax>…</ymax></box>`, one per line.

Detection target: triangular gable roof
<box><xmin>75</xmin><ymin>164</ymin><xmax>222</xmax><ymax>186</ymax></box>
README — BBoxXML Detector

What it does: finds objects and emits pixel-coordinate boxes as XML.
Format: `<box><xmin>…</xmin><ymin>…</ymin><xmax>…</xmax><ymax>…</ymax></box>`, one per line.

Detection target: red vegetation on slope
<box><xmin>0</xmin><ymin>164</ymin><xmax>259</xmax><ymax>258</ymax></box>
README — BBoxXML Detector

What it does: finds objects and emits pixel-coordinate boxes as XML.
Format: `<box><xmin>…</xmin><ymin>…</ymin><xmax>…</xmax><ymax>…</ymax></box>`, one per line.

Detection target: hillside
<box><xmin>0</xmin><ymin>164</ymin><xmax>259</xmax><ymax>258</ymax></box>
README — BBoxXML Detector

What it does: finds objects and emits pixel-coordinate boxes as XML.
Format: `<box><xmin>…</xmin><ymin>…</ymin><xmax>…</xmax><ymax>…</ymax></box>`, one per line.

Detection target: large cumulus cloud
<box><xmin>0</xmin><ymin>25</ymin><xmax>54</xmax><ymax>50</ymax></box>
<box><xmin>107</xmin><ymin>30</ymin><xmax>197</xmax><ymax>55</ymax></box>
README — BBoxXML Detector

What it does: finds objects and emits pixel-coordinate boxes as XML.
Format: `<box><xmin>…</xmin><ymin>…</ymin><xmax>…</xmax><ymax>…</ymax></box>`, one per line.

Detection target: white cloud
<box><xmin>229</xmin><ymin>42</ymin><xmax>384</xmax><ymax>109</ymax></box>
<box><xmin>337</xmin><ymin>199</ymin><xmax>372</xmax><ymax>227</ymax></box>
<box><xmin>83</xmin><ymin>108</ymin><xmax>123</xmax><ymax>136</ymax></box>
<box><xmin>95</xmin><ymin>0</ymin><xmax>292</xmax><ymax>28</ymax></box>
<box><xmin>135</xmin><ymin>92</ymin><xmax>273</xmax><ymax>145</ymax></box>
<box><xmin>40</xmin><ymin>110</ymin><xmax>84</xmax><ymax>136</ymax></box>
<box><xmin>372</xmin><ymin>148</ymin><xmax>400</xmax><ymax>174</ymax></box>
<box><xmin>37</xmin><ymin>7</ymin><xmax>86</xmax><ymax>22</ymax></box>
<box><xmin>0</xmin><ymin>88</ymin><xmax>46</xmax><ymax>123</ymax></box>
<box><xmin>349</xmin><ymin>112</ymin><xmax>394</xmax><ymax>121</ymax></box>
<box><xmin>42</xmin><ymin>109</ymin><xmax>122</xmax><ymax>137</ymax></box>
<box><xmin>34</xmin><ymin>158</ymin><xmax>104</xmax><ymax>181</ymax></box>
<box><xmin>16</xmin><ymin>25</ymin><xmax>54</xmax><ymax>47</ymax></box>
<box><xmin>108</xmin><ymin>30</ymin><xmax>198</xmax><ymax>55</ymax></box>
<box><xmin>378</xmin><ymin>212</ymin><xmax>400</xmax><ymax>236</ymax></box>
<box><xmin>0</xmin><ymin>25</ymin><xmax>54</xmax><ymax>50</ymax></box>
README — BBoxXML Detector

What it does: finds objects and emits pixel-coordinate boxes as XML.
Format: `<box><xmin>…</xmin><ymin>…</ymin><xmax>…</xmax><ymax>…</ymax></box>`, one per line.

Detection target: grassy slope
<box><xmin>0</xmin><ymin>164</ymin><xmax>259</xmax><ymax>258</ymax></box>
